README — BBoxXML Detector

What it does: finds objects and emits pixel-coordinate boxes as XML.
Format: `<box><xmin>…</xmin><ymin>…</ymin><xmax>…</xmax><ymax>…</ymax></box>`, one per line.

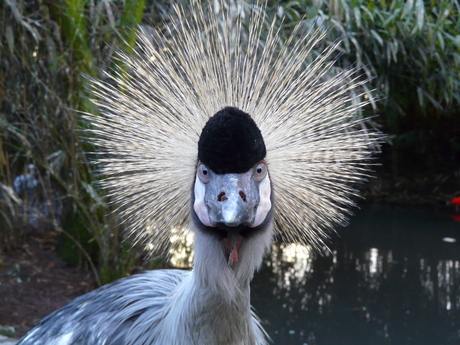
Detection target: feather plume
<box><xmin>86</xmin><ymin>2</ymin><xmax>380</xmax><ymax>255</ymax></box>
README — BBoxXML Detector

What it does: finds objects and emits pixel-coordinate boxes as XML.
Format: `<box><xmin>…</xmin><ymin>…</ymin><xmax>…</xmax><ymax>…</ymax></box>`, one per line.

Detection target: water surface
<box><xmin>251</xmin><ymin>203</ymin><xmax>460</xmax><ymax>345</ymax></box>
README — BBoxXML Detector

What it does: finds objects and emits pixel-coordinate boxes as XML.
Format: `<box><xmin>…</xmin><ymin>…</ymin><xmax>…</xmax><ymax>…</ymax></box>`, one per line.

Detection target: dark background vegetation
<box><xmin>0</xmin><ymin>0</ymin><xmax>459</xmax><ymax>290</ymax></box>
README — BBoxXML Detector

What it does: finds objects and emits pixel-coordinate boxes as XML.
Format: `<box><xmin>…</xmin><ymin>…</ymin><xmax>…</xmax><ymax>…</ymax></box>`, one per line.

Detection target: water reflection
<box><xmin>252</xmin><ymin>203</ymin><xmax>460</xmax><ymax>345</ymax></box>
<box><xmin>168</xmin><ymin>203</ymin><xmax>460</xmax><ymax>344</ymax></box>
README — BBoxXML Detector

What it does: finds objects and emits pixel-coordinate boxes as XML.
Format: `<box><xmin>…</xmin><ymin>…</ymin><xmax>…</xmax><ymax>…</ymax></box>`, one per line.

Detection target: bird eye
<box><xmin>197</xmin><ymin>163</ymin><xmax>211</xmax><ymax>184</ymax></box>
<box><xmin>253</xmin><ymin>161</ymin><xmax>268</xmax><ymax>182</ymax></box>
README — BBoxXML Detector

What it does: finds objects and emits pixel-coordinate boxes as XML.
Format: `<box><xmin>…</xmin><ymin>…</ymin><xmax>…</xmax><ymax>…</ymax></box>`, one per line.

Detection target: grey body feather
<box><xmin>20</xmin><ymin>270</ymin><xmax>186</xmax><ymax>345</ymax></box>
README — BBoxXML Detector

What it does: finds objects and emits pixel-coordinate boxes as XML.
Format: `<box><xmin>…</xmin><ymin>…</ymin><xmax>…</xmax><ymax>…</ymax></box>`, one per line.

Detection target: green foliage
<box><xmin>273</xmin><ymin>0</ymin><xmax>460</xmax><ymax>110</ymax></box>
<box><xmin>0</xmin><ymin>0</ymin><xmax>149</xmax><ymax>285</ymax></box>
<box><xmin>272</xmin><ymin>0</ymin><xmax>460</xmax><ymax>171</ymax></box>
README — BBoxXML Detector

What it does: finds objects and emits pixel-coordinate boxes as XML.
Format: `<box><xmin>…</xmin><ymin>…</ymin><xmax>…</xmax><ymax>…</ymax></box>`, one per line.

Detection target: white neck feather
<box><xmin>156</xmin><ymin>222</ymin><xmax>273</xmax><ymax>345</ymax></box>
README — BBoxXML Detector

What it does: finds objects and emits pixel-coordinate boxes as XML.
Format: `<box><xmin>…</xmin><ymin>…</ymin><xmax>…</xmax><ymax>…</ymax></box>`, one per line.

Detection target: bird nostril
<box><xmin>239</xmin><ymin>191</ymin><xmax>247</xmax><ymax>202</ymax></box>
<box><xmin>217</xmin><ymin>192</ymin><xmax>227</xmax><ymax>202</ymax></box>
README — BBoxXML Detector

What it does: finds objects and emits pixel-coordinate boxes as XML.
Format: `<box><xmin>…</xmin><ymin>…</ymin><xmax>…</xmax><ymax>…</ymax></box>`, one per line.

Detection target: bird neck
<box><xmin>157</xmin><ymin>225</ymin><xmax>273</xmax><ymax>344</ymax></box>
<box><xmin>191</xmin><ymin>222</ymin><xmax>274</xmax><ymax>304</ymax></box>
<box><xmin>155</xmin><ymin>221</ymin><xmax>273</xmax><ymax>344</ymax></box>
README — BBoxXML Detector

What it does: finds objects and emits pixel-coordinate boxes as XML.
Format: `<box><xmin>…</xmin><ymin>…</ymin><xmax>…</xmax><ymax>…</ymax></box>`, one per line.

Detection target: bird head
<box><xmin>192</xmin><ymin>107</ymin><xmax>274</xmax><ymax>265</ymax></box>
<box><xmin>87</xmin><ymin>3</ymin><xmax>381</xmax><ymax>264</ymax></box>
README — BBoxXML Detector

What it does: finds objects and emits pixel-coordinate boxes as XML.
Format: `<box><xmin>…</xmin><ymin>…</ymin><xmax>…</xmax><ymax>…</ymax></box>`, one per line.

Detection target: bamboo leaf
<box><xmin>386</xmin><ymin>42</ymin><xmax>392</xmax><ymax>63</ymax></box>
<box><xmin>359</xmin><ymin>5</ymin><xmax>374</xmax><ymax>22</ymax></box>
<box><xmin>415</xmin><ymin>0</ymin><xmax>425</xmax><ymax>33</ymax></box>
<box><xmin>5</xmin><ymin>25</ymin><xmax>14</xmax><ymax>54</ymax></box>
<box><xmin>434</xmin><ymin>52</ymin><xmax>445</xmax><ymax>74</ymax></box>
<box><xmin>437</xmin><ymin>31</ymin><xmax>445</xmax><ymax>51</ymax></box>
<box><xmin>383</xmin><ymin>8</ymin><xmax>401</xmax><ymax>27</ymax></box>
<box><xmin>349</xmin><ymin>34</ymin><xmax>362</xmax><ymax>55</ymax></box>
<box><xmin>353</xmin><ymin>6</ymin><xmax>361</xmax><ymax>29</ymax></box>
<box><xmin>392</xmin><ymin>39</ymin><xmax>398</xmax><ymax>62</ymax></box>
<box><xmin>453</xmin><ymin>52</ymin><xmax>460</xmax><ymax>67</ymax></box>
<box><xmin>423</xmin><ymin>89</ymin><xmax>443</xmax><ymax>110</ymax></box>
<box><xmin>103</xmin><ymin>1</ymin><xmax>116</xmax><ymax>30</ymax></box>
<box><xmin>401</xmin><ymin>0</ymin><xmax>414</xmax><ymax>19</ymax></box>
<box><xmin>370</xmin><ymin>29</ymin><xmax>383</xmax><ymax>46</ymax></box>
<box><xmin>416</xmin><ymin>86</ymin><xmax>424</xmax><ymax>108</ymax></box>
<box><xmin>0</xmin><ymin>183</ymin><xmax>22</xmax><ymax>205</ymax></box>
<box><xmin>452</xmin><ymin>35</ymin><xmax>460</xmax><ymax>49</ymax></box>
<box><xmin>417</xmin><ymin>47</ymin><xmax>427</xmax><ymax>67</ymax></box>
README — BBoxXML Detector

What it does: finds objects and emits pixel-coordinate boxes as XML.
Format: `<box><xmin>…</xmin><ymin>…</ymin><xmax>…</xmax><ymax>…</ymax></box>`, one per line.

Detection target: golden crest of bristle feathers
<box><xmin>86</xmin><ymin>3</ymin><xmax>379</xmax><ymax>255</ymax></box>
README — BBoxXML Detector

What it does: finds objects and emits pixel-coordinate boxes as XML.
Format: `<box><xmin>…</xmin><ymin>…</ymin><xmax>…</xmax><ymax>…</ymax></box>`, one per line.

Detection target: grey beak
<box><xmin>205</xmin><ymin>172</ymin><xmax>259</xmax><ymax>228</ymax></box>
<box><xmin>221</xmin><ymin>188</ymin><xmax>247</xmax><ymax>227</ymax></box>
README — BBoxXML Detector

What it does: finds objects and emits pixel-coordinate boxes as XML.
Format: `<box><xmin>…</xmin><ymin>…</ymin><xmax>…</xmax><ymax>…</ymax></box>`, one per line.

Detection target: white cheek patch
<box><xmin>252</xmin><ymin>176</ymin><xmax>271</xmax><ymax>227</ymax></box>
<box><xmin>194</xmin><ymin>178</ymin><xmax>212</xmax><ymax>226</ymax></box>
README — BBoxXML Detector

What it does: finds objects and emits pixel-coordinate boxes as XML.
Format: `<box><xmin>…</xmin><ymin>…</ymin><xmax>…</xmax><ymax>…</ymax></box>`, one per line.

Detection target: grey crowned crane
<box><xmin>18</xmin><ymin>3</ymin><xmax>380</xmax><ymax>345</ymax></box>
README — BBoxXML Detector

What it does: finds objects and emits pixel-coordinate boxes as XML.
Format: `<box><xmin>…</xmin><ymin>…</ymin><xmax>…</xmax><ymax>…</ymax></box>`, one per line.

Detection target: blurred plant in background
<box><xmin>271</xmin><ymin>0</ymin><xmax>460</xmax><ymax>172</ymax></box>
<box><xmin>0</xmin><ymin>0</ymin><xmax>157</xmax><ymax>285</ymax></box>
<box><xmin>1</xmin><ymin>0</ymin><xmax>459</xmax><ymax>285</ymax></box>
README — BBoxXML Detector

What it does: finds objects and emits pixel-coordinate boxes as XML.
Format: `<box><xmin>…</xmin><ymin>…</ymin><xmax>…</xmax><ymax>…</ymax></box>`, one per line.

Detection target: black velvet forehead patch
<box><xmin>198</xmin><ymin>107</ymin><xmax>266</xmax><ymax>174</ymax></box>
